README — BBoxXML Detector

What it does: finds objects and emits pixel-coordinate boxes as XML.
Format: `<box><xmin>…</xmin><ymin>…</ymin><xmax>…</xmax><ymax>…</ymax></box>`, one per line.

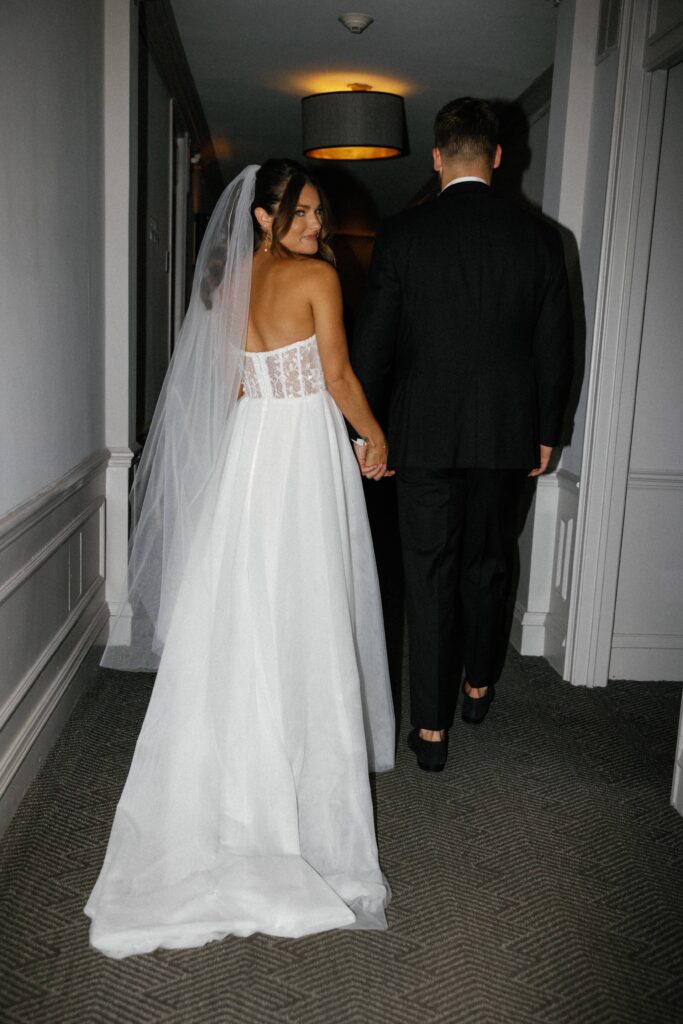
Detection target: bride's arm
<box><xmin>309</xmin><ymin>262</ymin><xmax>392</xmax><ymax>479</ymax></box>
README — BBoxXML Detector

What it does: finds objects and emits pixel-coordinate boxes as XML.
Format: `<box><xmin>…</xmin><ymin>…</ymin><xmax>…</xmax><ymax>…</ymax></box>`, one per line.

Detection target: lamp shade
<box><xmin>302</xmin><ymin>90</ymin><xmax>405</xmax><ymax>160</ymax></box>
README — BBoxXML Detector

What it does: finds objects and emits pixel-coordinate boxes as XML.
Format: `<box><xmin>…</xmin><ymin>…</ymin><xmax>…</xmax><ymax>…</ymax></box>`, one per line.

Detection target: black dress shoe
<box><xmin>461</xmin><ymin>685</ymin><xmax>495</xmax><ymax>724</ymax></box>
<box><xmin>407</xmin><ymin>728</ymin><xmax>448</xmax><ymax>772</ymax></box>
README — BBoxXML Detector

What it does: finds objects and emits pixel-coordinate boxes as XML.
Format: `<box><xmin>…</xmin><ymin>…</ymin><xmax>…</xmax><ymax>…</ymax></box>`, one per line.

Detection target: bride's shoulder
<box><xmin>287</xmin><ymin>256</ymin><xmax>339</xmax><ymax>293</ymax></box>
<box><xmin>305</xmin><ymin>259</ymin><xmax>341</xmax><ymax>300</ymax></box>
<box><xmin>307</xmin><ymin>257</ymin><xmax>338</xmax><ymax>279</ymax></box>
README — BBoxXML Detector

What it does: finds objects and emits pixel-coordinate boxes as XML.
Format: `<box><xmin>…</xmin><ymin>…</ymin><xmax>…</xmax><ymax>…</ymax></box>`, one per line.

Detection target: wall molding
<box><xmin>627</xmin><ymin>469</ymin><xmax>683</xmax><ymax>491</ymax></box>
<box><xmin>612</xmin><ymin>631</ymin><xmax>683</xmax><ymax>649</ymax></box>
<box><xmin>0</xmin><ymin>451</ymin><xmax>107</xmax><ymax>836</ymax></box>
<box><xmin>511</xmin><ymin>602</ymin><xmax>548</xmax><ymax>657</ymax></box>
<box><xmin>510</xmin><ymin>469</ymin><xmax>580</xmax><ymax>666</ymax></box>
<box><xmin>0</xmin><ymin>595</ymin><xmax>107</xmax><ymax>801</ymax></box>
<box><xmin>0</xmin><ymin>498</ymin><xmax>104</xmax><ymax>608</ymax></box>
<box><xmin>610</xmin><ymin>646</ymin><xmax>683</xmax><ymax>682</ymax></box>
<box><xmin>611</xmin><ymin>630</ymin><xmax>683</xmax><ymax>681</ymax></box>
<box><xmin>0</xmin><ymin>448</ymin><xmax>108</xmax><ymax>551</ymax></box>
<box><xmin>108</xmin><ymin>445</ymin><xmax>136</xmax><ymax>470</ymax></box>
<box><xmin>644</xmin><ymin>0</ymin><xmax>683</xmax><ymax>71</ymax></box>
<box><xmin>0</xmin><ymin>575</ymin><xmax>104</xmax><ymax>731</ymax></box>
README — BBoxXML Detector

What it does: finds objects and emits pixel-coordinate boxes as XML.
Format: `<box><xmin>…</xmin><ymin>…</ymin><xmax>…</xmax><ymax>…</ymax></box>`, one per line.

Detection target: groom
<box><xmin>352</xmin><ymin>97</ymin><xmax>572</xmax><ymax>771</ymax></box>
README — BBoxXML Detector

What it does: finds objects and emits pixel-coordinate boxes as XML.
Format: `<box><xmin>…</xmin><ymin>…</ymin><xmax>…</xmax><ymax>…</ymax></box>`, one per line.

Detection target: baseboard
<box><xmin>510</xmin><ymin>601</ymin><xmax>548</xmax><ymax>656</ymax></box>
<box><xmin>610</xmin><ymin>633</ymin><xmax>683</xmax><ymax>681</ymax></box>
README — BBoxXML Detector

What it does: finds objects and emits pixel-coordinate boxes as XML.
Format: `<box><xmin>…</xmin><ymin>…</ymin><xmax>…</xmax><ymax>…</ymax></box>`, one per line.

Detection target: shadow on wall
<box><xmin>493</xmin><ymin>100</ymin><xmax>586</xmax><ymax>662</ymax></box>
<box><xmin>493</xmin><ymin>99</ymin><xmax>585</xmax><ymax>456</ymax></box>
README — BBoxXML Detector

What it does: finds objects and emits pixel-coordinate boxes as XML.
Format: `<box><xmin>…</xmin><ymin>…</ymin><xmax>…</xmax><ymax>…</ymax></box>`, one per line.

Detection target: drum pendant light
<box><xmin>302</xmin><ymin>85</ymin><xmax>405</xmax><ymax>161</ymax></box>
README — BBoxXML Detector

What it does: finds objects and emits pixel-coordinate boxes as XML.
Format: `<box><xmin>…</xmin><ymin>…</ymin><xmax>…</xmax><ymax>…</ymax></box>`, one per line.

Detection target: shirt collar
<box><xmin>441</xmin><ymin>175</ymin><xmax>489</xmax><ymax>192</ymax></box>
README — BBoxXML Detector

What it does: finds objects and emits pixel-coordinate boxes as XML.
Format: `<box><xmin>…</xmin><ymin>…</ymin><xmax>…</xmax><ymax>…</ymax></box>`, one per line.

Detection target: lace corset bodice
<box><xmin>242</xmin><ymin>336</ymin><xmax>326</xmax><ymax>400</ymax></box>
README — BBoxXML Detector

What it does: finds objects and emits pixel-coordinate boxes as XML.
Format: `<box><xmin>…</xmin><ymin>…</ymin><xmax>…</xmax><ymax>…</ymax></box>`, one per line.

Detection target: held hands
<box><xmin>353</xmin><ymin>438</ymin><xmax>395</xmax><ymax>480</ymax></box>
<box><xmin>355</xmin><ymin>438</ymin><xmax>552</xmax><ymax>479</ymax></box>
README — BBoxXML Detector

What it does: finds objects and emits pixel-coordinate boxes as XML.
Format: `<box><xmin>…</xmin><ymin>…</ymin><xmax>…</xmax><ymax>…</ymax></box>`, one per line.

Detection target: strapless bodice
<box><xmin>242</xmin><ymin>335</ymin><xmax>326</xmax><ymax>399</ymax></box>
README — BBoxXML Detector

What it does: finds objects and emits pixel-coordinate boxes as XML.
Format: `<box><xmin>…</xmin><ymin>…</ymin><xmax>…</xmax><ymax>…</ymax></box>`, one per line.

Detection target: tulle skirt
<box><xmin>85</xmin><ymin>390</ymin><xmax>395</xmax><ymax>957</ymax></box>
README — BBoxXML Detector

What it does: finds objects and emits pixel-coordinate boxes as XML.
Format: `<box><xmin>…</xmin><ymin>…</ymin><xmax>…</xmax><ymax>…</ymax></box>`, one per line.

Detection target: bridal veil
<box><xmin>103</xmin><ymin>165</ymin><xmax>258</xmax><ymax>670</ymax></box>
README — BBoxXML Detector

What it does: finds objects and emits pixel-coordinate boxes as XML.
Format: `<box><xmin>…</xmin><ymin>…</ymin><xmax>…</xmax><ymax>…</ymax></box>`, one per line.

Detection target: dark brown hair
<box><xmin>252</xmin><ymin>158</ymin><xmax>334</xmax><ymax>263</ymax></box>
<box><xmin>434</xmin><ymin>97</ymin><xmax>499</xmax><ymax>164</ymax></box>
<box><xmin>200</xmin><ymin>160</ymin><xmax>334</xmax><ymax>308</ymax></box>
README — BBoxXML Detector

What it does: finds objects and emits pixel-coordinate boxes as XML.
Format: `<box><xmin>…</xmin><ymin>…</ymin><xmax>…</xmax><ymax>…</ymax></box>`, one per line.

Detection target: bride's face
<box><xmin>279</xmin><ymin>184</ymin><xmax>323</xmax><ymax>256</ymax></box>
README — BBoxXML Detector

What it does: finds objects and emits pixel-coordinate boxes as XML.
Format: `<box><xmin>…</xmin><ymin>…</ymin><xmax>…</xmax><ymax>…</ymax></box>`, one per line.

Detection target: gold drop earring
<box><xmin>263</xmin><ymin>232</ymin><xmax>272</xmax><ymax>254</ymax></box>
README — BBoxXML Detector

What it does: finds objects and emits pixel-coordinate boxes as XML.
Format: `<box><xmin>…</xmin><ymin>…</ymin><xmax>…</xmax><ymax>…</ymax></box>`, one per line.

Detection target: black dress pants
<box><xmin>396</xmin><ymin>467</ymin><xmax>526</xmax><ymax>730</ymax></box>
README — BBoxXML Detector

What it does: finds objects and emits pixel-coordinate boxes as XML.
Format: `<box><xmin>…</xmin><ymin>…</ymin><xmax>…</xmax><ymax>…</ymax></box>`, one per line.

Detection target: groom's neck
<box><xmin>440</xmin><ymin>160</ymin><xmax>493</xmax><ymax>188</ymax></box>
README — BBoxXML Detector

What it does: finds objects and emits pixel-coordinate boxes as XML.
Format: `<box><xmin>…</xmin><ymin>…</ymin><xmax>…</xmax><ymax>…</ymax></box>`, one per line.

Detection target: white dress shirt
<box><xmin>441</xmin><ymin>175</ymin><xmax>489</xmax><ymax>192</ymax></box>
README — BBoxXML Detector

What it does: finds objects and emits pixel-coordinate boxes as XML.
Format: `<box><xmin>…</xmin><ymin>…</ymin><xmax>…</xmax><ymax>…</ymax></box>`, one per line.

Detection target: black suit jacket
<box><xmin>351</xmin><ymin>181</ymin><xmax>573</xmax><ymax>469</ymax></box>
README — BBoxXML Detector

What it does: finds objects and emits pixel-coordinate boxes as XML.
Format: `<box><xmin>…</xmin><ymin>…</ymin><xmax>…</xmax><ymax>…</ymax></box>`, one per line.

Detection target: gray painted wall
<box><xmin>0</xmin><ymin>0</ymin><xmax>105</xmax><ymax>517</ymax></box>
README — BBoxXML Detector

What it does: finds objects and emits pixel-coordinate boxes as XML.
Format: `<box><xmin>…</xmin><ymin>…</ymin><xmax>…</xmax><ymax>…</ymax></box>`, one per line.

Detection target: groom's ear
<box><xmin>493</xmin><ymin>144</ymin><xmax>502</xmax><ymax>170</ymax></box>
<box><xmin>432</xmin><ymin>148</ymin><xmax>442</xmax><ymax>173</ymax></box>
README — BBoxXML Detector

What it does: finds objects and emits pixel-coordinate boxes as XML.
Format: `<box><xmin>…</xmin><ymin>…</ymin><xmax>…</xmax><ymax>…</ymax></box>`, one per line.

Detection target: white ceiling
<box><xmin>170</xmin><ymin>0</ymin><xmax>559</xmax><ymax>216</ymax></box>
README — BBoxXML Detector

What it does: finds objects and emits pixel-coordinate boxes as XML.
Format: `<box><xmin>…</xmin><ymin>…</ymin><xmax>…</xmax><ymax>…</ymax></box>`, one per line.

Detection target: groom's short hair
<box><xmin>434</xmin><ymin>97</ymin><xmax>499</xmax><ymax>164</ymax></box>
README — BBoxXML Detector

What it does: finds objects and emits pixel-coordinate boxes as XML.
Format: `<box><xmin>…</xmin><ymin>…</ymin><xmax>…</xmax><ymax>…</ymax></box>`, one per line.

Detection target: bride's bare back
<box><xmin>247</xmin><ymin>253</ymin><xmax>317</xmax><ymax>352</ymax></box>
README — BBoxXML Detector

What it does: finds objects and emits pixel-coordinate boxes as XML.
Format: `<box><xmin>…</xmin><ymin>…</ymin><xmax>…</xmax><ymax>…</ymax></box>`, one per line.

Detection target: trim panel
<box><xmin>0</xmin><ymin>452</ymin><xmax>108</xmax><ymax>836</ymax></box>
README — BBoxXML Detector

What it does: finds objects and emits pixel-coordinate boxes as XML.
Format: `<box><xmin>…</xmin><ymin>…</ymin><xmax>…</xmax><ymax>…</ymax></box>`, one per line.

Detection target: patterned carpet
<box><xmin>1</xmin><ymin>650</ymin><xmax>682</xmax><ymax>1024</ymax></box>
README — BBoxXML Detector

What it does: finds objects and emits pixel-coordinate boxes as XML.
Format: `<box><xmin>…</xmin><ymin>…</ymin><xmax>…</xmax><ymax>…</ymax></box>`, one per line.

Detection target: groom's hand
<box><xmin>529</xmin><ymin>444</ymin><xmax>553</xmax><ymax>477</ymax></box>
<box><xmin>352</xmin><ymin>439</ymin><xmax>395</xmax><ymax>480</ymax></box>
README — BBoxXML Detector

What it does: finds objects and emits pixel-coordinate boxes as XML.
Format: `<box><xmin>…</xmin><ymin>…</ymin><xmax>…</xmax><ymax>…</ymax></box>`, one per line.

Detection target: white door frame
<box><xmin>103</xmin><ymin>0</ymin><xmax>138</xmax><ymax>628</ymax></box>
<box><xmin>564</xmin><ymin>0</ymin><xmax>670</xmax><ymax>687</ymax></box>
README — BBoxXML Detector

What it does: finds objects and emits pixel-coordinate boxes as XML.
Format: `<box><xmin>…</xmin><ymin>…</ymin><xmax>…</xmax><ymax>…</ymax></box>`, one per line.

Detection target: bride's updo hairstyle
<box><xmin>252</xmin><ymin>159</ymin><xmax>335</xmax><ymax>264</ymax></box>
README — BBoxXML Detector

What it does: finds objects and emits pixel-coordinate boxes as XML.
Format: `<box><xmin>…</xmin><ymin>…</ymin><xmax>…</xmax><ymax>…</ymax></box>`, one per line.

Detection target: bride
<box><xmin>85</xmin><ymin>161</ymin><xmax>396</xmax><ymax>958</ymax></box>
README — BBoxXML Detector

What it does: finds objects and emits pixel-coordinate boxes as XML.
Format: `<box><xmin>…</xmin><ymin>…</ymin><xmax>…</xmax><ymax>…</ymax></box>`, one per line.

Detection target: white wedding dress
<box><xmin>85</xmin><ymin>335</ymin><xmax>395</xmax><ymax>958</ymax></box>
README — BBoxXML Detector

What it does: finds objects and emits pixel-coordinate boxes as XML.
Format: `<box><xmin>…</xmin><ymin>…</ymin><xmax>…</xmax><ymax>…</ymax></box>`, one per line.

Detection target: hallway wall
<box><xmin>0</xmin><ymin>0</ymin><xmax>106</xmax><ymax>516</ymax></box>
<box><xmin>513</xmin><ymin>0</ymin><xmax>623</xmax><ymax>674</ymax></box>
<box><xmin>0</xmin><ymin>0</ymin><xmax>108</xmax><ymax>834</ymax></box>
<box><xmin>540</xmin><ymin>0</ymin><xmax>683</xmax><ymax>689</ymax></box>
<box><xmin>611</xmin><ymin>60</ymin><xmax>683</xmax><ymax>680</ymax></box>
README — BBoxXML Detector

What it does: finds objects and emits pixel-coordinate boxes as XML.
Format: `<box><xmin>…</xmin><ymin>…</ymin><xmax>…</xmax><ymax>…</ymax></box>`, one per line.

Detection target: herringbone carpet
<box><xmin>1</xmin><ymin>651</ymin><xmax>682</xmax><ymax>1024</ymax></box>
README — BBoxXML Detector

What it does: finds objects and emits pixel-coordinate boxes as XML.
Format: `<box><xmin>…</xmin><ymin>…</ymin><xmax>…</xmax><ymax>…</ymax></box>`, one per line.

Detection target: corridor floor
<box><xmin>1</xmin><ymin>650</ymin><xmax>682</xmax><ymax>1024</ymax></box>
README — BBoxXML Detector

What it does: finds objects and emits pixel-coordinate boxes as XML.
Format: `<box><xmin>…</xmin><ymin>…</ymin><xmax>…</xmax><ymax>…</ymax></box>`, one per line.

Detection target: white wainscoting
<box><xmin>610</xmin><ymin>470</ymin><xmax>683</xmax><ymax>681</ymax></box>
<box><xmin>511</xmin><ymin>469</ymin><xmax>580</xmax><ymax>676</ymax></box>
<box><xmin>0</xmin><ymin>450</ymin><xmax>109</xmax><ymax>836</ymax></box>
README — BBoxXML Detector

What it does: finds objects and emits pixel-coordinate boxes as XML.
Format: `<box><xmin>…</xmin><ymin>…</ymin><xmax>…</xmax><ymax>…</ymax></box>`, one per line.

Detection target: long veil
<box><xmin>102</xmin><ymin>165</ymin><xmax>259</xmax><ymax>670</ymax></box>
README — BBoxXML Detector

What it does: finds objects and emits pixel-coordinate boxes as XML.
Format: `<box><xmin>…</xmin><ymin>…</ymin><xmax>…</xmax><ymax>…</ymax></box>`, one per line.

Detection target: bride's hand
<box><xmin>364</xmin><ymin>439</ymin><xmax>394</xmax><ymax>480</ymax></box>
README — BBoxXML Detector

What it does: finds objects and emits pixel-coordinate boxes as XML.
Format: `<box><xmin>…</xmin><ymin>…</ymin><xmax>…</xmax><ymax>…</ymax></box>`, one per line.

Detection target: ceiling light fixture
<box><xmin>302</xmin><ymin>85</ymin><xmax>405</xmax><ymax>161</ymax></box>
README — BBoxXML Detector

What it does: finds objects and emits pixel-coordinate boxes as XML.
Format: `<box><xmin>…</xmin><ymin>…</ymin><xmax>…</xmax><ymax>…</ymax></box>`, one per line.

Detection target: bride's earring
<box><xmin>263</xmin><ymin>232</ymin><xmax>272</xmax><ymax>254</ymax></box>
